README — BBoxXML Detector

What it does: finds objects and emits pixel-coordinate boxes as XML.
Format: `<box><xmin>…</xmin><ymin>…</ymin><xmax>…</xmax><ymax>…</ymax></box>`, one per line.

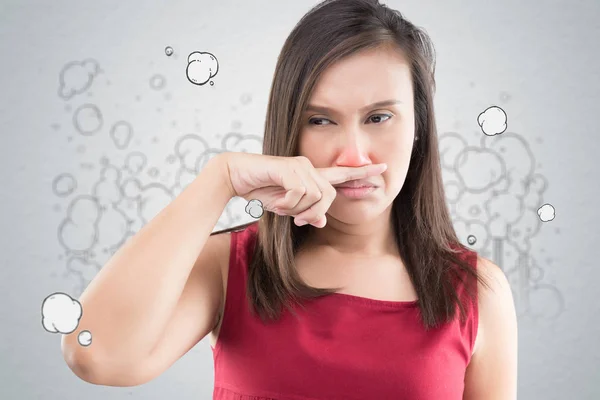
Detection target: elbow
<box><xmin>61</xmin><ymin>334</ymin><xmax>107</xmax><ymax>385</ymax></box>
<box><xmin>61</xmin><ymin>336</ymin><xmax>147</xmax><ymax>387</ymax></box>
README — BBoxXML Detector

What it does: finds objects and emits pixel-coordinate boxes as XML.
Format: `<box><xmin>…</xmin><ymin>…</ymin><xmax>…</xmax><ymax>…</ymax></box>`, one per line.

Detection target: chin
<box><xmin>326</xmin><ymin>202</ymin><xmax>386</xmax><ymax>226</ymax></box>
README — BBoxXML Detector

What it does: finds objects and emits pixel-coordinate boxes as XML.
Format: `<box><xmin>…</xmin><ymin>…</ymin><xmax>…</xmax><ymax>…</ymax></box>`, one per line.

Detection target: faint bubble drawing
<box><xmin>80</xmin><ymin>162</ymin><xmax>95</xmax><ymax>170</ymax></box>
<box><xmin>240</xmin><ymin>93</ymin><xmax>252</xmax><ymax>105</ymax></box>
<box><xmin>499</xmin><ymin>91</ymin><xmax>512</xmax><ymax>102</ymax></box>
<box><xmin>150</xmin><ymin>74</ymin><xmax>166</xmax><ymax>90</ymax></box>
<box><xmin>52</xmin><ymin>173</ymin><xmax>77</xmax><ymax>197</ymax></box>
<box><xmin>58</xmin><ymin>59</ymin><xmax>102</xmax><ymax>100</ymax></box>
<box><xmin>62</xmin><ymin>256</ymin><xmax>102</xmax><ymax>297</ymax></box>
<box><xmin>121</xmin><ymin>177</ymin><xmax>174</xmax><ymax>225</ymax></box>
<box><xmin>109</xmin><ymin>121</ymin><xmax>134</xmax><ymax>149</ymax></box>
<box><xmin>171</xmin><ymin>167</ymin><xmax>198</xmax><ymax>196</ymax></box>
<box><xmin>196</xmin><ymin>148</ymin><xmax>224</xmax><ymax>173</ymax></box>
<box><xmin>186</xmin><ymin>51</ymin><xmax>219</xmax><ymax>86</ymax></box>
<box><xmin>221</xmin><ymin>132</ymin><xmax>263</xmax><ymax>154</ymax></box>
<box><xmin>73</xmin><ymin>104</ymin><xmax>103</xmax><ymax>136</ymax></box>
<box><xmin>165</xmin><ymin>46</ymin><xmax>174</xmax><ymax>56</ymax></box>
<box><xmin>91</xmin><ymin>165</ymin><xmax>134</xmax><ymax>255</ymax></box>
<box><xmin>174</xmin><ymin>134</ymin><xmax>211</xmax><ymax>173</ymax></box>
<box><xmin>454</xmin><ymin>147</ymin><xmax>505</xmax><ymax>193</ymax></box>
<box><xmin>442</xmin><ymin>123</ymin><xmax>564</xmax><ymax>322</ymax></box>
<box><xmin>57</xmin><ymin>195</ymin><xmax>102</xmax><ymax>254</ymax></box>
<box><xmin>124</xmin><ymin>152</ymin><xmax>147</xmax><ymax>175</ymax></box>
<box><xmin>147</xmin><ymin>167</ymin><xmax>160</xmax><ymax>178</ymax></box>
<box><xmin>55</xmin><ymin>117</ymin><xmax>266</xmax><ymax>293</ymax></box>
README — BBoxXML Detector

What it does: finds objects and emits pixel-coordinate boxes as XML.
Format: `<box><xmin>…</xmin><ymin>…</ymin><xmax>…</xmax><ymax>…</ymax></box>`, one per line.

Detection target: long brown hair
<box><xmin>213</xmin><ymin>0</ymin><xmax>490</xmax><ymax>330</ymax></box>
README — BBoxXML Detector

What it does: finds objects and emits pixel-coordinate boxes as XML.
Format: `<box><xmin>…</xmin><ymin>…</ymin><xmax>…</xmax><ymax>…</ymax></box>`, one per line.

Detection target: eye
<box><xmin>367</xmin><ymin>114</ymin><xmax>392</xmax><ymax>124</ymax></box>
<box><xmin>308</xmin><ymin>117</ymin><xmax>332</xmax><ymax>126</ymax></box>
<box><xmin>307</xmin><ymin>114</ymin><xmax>393</xmax><ymax>126</ymax></box>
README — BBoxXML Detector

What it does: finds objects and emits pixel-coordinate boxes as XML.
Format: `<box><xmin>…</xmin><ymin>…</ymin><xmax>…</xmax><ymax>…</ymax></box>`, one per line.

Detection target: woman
<box><xmin>61</xmin><ymin>0</ymin><xmax>518</xmax><ymax>399</ymax></box>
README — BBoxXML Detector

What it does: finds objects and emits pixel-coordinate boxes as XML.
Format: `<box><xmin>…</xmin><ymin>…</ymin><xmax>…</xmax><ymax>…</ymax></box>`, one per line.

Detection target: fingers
<box><xmin>253</xmin><ymin>158</ymin><xmax>387</xmax><ymax>229</ymax></box>
<box><xmin>292</xmin><ymin>170</ymin><xmax>336</xmax><ymax>228</ymax></box>
<box><xmin>272</xmin><ymin>157</ymin><xmax>323</xmax><ymax>216</ymax></box>
<box><xmin>272</xmin><ymin>160</ymin><xmax>307</xmax><ymax>210</ymax></box>
<box><xmin>318</xmin><ymin>163</ymin><xmax>387</xmax><ymax>185</ymax></box>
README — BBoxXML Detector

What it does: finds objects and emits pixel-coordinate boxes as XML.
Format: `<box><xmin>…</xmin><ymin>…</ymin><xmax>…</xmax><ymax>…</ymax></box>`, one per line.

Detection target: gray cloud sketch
<box><xmin>58</xmin><ymin>59</ymin><xmax>102</xmax><ymax>100</ymax></box>
<box><xmin>50</xmin><ymin>59</ymin><xmax>562</xmax><ymax>322</ymax></box>
<box><xmin>442</xmin><ymin>114</ymin><xmax>564</xmax><ymax>322</ymax></box>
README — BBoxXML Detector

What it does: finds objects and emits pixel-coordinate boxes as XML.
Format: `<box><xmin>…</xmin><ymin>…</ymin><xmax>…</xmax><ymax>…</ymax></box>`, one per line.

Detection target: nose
<box><xmin>334</xmin><ymin>132</ymin><xmax>372</xmax><ymax>167</ymax></box>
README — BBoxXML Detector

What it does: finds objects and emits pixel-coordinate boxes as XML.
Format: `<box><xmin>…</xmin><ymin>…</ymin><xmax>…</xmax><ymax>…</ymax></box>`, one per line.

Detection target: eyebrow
<box><xmin>304</xmin><ymin>99</ymin><xmax>403</xmax><ymax>114</ymax></box>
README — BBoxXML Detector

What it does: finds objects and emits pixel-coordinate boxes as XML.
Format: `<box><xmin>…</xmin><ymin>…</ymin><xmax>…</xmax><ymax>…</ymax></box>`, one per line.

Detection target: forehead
<box><xmin>309</xmin><ymin>46</ymin><xmax>412</xmax><ymax>104</ymax></box>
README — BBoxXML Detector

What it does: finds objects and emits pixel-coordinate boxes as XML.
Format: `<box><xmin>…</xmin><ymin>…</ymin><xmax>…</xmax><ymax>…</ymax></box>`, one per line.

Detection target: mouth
<box><xmin>334</xmin><ymin>184</ymin><xmax>378</xmax><ymax>199</ymax></box>
<box><xmin>334</xmin><ymin>180</ymin><xmax>377</xmax><ymax>189</ymax></box>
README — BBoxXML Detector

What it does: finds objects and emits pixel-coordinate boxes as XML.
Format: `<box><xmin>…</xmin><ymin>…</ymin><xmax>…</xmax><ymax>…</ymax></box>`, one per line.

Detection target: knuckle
<box><xmin>294</xmin><ymin>185</ymin><xmax>307</xmax><ymax>195</ymax></box>
<box><xmin>326</xmin><ymin>186</ymin><xmax>337</xmax><ymax>198</ymax></box>
<box><xmin>296</xmin><ymin>156</ymin><xmax>312</xmax><ymax>166</ymax></box>
<box><xmin>301</xmin><ymin>209</ymin><xmax>319</xmax><ymax>223</ymax></box>
<box><xmin>306</xmin><ymin>215</ymin><xmax>321</xmax><ymax>224</ymax></box>
<box><xmin>306</xmin><ymin>189</ymin><xmax>322</xmax><ymax>202</ymax></box>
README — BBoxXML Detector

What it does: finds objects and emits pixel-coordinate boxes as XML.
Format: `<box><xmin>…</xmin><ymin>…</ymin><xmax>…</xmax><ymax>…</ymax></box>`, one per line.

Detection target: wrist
<box><xmin>212</xmin><ymin>152</ymin><xmax>237</xmax><ymax>199</ymax></box>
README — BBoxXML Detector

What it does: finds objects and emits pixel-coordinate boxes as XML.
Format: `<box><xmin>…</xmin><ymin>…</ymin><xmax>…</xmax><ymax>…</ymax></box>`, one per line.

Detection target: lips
<box><xmin>334</xmin><ymin>180</ymin><xmax>376</xmax><ymax>189</ymax></box>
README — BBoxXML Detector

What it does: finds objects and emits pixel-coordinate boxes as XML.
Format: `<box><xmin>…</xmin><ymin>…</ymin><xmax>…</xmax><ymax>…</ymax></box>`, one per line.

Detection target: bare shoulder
<box><xmin>463</xmin><ymin>255</ymin><xmax>518</xmax><ymax>399</ymax></box>
<box><xmin>475</xmin><ymin>255</ymin><xmax>512</xmax><ymax>300</ymax></box>
<box><xmin>475</xmin><ymin>255</ymin><xmax>516</xmax><ymax>334</ymax></box>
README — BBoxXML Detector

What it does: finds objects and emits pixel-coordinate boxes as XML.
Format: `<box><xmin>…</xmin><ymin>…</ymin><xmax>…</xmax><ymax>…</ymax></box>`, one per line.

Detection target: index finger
<box><xmin>317</xmin><ymin>163</ymin><xmax>388</xmax><ymax>185</ymax></box>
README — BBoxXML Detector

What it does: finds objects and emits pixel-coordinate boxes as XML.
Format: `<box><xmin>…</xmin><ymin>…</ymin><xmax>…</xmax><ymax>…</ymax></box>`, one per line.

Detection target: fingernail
<box><xmin>295</xmin><ymin>219</ymin><xmax>307</xmax><ymax>226</ymax></box>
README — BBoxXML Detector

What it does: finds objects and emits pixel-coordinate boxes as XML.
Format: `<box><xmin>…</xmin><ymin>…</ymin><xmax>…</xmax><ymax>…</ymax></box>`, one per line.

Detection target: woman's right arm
<box><xmin>61</xmin><ymin>152</ymin><xmax>236</xmax><ymax>387</ymax></box>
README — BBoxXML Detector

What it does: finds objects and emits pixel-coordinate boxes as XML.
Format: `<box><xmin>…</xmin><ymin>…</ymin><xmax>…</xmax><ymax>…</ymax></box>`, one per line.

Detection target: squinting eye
<box><xmin>368</xmin><ymin>114</ymin><xmax>392</xmax><ymax>124</ymax></box>
<box><xmin>308</xmin><ymin>118</ymin><xmax>331</xmax><ymax>125</ymax></box>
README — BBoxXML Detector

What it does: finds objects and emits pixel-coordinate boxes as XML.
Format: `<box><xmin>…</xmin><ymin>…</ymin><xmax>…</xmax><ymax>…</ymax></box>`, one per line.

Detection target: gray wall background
<box><xmin>1</xmin><ymin>0</ymin><xmax>598</xmax><ymax>399</ymax></box>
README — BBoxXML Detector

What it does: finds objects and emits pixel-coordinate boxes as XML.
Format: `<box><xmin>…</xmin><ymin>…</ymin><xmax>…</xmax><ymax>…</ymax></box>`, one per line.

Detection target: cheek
<box><xmin>298</xmin><ymin>132</ymin><xmax>328</xmax><ymax>161</ymax></box>
<box><xmin>379</xmin><ymin>138</ymin><xmax>414</xmax><ymax>188</ymax></box>
<box><xmin>297</xmin><ymin>132</ymin><xmax>310</xmax><ymax>156</ymax></box>
<box><xmin>379</xmin><ymin>134</ymin><xmax>414</xmax><ymax>163</ymax></box>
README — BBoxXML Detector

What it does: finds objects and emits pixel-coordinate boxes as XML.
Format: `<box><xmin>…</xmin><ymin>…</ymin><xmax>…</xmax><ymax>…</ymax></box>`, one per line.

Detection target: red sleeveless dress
<box><xmin>211</xmin><ymin>223</ymin><xmax>478</xmax><ymax>400</ymax></box>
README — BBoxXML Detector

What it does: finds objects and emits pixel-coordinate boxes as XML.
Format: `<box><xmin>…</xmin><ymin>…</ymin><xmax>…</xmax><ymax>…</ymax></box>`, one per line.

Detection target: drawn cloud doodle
<box><xmin>186</xmin><ymin>51</ymin><xmax>219</xmax><ymax>86</ymax></box>
<box><xmin>42</xmin><ymin>292</ymin><xmax>92</xmax><ymax>346</ymax></box>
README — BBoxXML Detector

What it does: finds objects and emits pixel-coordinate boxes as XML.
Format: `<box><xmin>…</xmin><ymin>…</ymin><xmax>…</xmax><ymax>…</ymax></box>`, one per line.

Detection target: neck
<box><xmin>302</xmin><ymin>208</ymin><xmax>398</xmax><ymax>258</ymax></box>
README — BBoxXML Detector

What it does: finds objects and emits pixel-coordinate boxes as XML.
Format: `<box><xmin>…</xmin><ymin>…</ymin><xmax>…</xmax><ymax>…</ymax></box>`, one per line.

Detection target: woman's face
<box><xmin>298</xmin><ymin>45</ymin><xmax>416</xmax><ymax>225</ymax></box>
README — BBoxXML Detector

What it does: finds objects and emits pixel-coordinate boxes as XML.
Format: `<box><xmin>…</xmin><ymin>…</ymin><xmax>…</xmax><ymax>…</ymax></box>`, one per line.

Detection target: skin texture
<box><xmin>295</xmin><ymin>45</ymin><xmax>518</xmax><ymax>399</ymax></box>
<box><xmin>298</xmin><ymin>44</ymin><xmax>415</xmax><ymax>257</ymax></box>
<box><xmin>64</xmin><ymin>41</ymin><xmax>517</xmax><ymax>397</ymax></box>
